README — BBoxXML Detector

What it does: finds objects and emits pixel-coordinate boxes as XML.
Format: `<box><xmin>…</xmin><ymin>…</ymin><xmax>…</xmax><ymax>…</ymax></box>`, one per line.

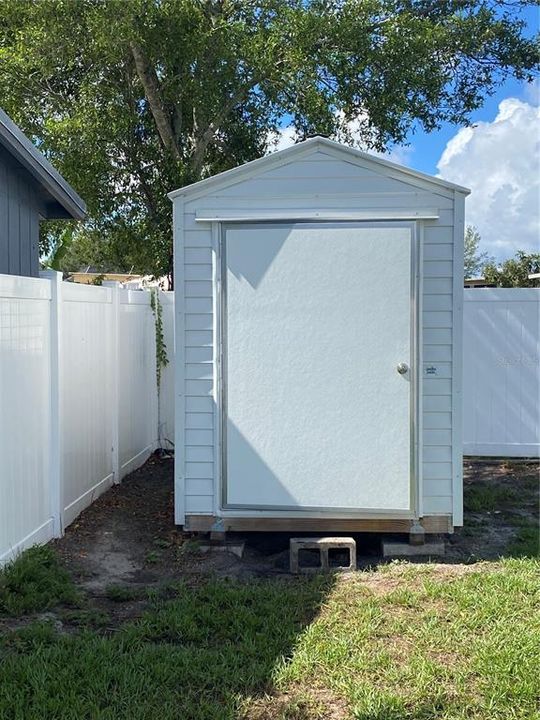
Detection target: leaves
<box><xmin>484</xmin><ymin>250</ymin><xmax>540</xmax><ymax>287</ymax></box>
<box><xmin>0</xmin><ymin>0</ymin><xmax>537</xmax><ymax>278</ymax></box>
<box><xmin>464</xmin><ymin>225</ymin><xmax>493</xmax><ymax>279</ymax></box>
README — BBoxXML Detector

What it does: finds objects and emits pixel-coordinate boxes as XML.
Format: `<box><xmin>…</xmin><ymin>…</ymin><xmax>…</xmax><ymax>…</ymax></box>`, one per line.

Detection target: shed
<box><xmin>0</xmin><ymin>108</ymin><xmax>86</xmax><ymax>277</ymax></box>
<box><xmin>169</xmin><ymin>137</ymin><xmax>469</xmax><ymax>536</ymax></box>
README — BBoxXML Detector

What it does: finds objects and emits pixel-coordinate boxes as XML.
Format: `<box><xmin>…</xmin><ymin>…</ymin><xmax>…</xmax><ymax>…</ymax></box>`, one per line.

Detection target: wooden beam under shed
<box><xmin>185</xmin><ymin>515</ymin><xmax>453</xmax><ymax>534</ymax></box>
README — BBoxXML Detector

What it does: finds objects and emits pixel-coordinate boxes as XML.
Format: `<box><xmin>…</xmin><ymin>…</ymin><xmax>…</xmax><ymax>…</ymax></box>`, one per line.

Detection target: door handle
<box><xmin>397</xmin><ymin>362</ymin><xmax>409</xmax><ymax>375</ymax></box>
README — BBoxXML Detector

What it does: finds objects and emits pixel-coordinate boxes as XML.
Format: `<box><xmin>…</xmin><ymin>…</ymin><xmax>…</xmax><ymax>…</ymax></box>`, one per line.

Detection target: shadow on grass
<box><xmin>0</xmin><ymin>575</ymin><xmax>335</xmax><ymax>720</ymax></box>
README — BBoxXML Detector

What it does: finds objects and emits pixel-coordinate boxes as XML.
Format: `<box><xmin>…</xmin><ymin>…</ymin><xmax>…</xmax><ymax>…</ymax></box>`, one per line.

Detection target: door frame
<box><xmin>215</xmin><ymin>220</ymin><xmax>421</xmax><ymax>519</ymax></box>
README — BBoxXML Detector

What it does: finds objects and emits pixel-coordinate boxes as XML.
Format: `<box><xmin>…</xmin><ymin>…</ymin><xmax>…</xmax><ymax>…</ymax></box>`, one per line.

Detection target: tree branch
<box><xmin>130</xmin><ymin>41</ymin><xmax>181</xmax><ymax>160</ymax></box>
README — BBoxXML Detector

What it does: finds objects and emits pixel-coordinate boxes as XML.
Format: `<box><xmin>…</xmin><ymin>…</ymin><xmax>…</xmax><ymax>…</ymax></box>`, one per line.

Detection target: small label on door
<box><xmin>425</xmin><ymin>365</ymin><xmax>438</xmax><ymax>375</ymax></box>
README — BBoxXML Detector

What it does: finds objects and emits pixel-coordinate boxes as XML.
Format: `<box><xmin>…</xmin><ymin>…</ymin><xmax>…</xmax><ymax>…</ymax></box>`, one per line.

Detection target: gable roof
<box><xmin>168</xmin><ymin>135</ymin><xmax>470</xmax><ymax>201</ymax></box>
<box><xmin>0</xmin><ymin>108</ymin><xmax>87</xmax><ymax>220</ymax></box>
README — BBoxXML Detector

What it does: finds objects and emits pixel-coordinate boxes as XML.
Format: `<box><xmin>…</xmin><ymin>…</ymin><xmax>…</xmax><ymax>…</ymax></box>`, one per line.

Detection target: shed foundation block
<box><xmin>290</xmin><ymin>537</ymin><xmax>356</xmax><ymax>574</ymax></box>
<box><xmin>382</xmin><ymin>539</ymin><xmax>445</xmax><ymax>558</ymax></box>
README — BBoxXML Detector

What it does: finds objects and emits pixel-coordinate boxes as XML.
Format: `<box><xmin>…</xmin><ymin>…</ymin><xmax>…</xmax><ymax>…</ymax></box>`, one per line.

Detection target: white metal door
<box><xmin>221</xmin><ymin>223</ymin><xmax>414</xmax><ymax>513</ymax></box>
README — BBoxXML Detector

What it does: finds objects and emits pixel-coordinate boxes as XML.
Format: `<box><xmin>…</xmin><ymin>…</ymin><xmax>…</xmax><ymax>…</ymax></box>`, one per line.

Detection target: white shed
<box><xmin>169</xmin><ymin>137</ymin><xmax>469</xmax><ymax>538</ymax></box>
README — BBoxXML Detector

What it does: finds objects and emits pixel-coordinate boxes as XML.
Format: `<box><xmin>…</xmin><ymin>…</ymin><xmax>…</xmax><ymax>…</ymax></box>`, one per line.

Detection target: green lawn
<box><xmin>1</xmin><ymin>549</ymin><xmax>539</xmax><ymax>719</ymax></box>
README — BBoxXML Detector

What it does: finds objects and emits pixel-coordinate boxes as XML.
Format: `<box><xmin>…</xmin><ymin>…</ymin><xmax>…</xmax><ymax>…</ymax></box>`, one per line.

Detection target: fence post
<box><xmin>40</xmin><ymin>270</ymin><xmax>64</xmax><ymax>537</ymax></box>
<box><xmin>103</xmin><ymin>281</ymin><xmax>121</xmax><ymax>483</ymax></box>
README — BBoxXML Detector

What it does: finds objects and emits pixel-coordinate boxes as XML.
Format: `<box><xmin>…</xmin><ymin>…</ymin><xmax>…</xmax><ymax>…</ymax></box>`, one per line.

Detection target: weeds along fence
<box><xmin>463</xmin><ymin>288</ymin><xmax>540</xmax><ymax>458</ymax></box>
<box><xmin>0</xmin><ymin>271</ymin><xmax>174</xmax><ymax>565</ymax></box>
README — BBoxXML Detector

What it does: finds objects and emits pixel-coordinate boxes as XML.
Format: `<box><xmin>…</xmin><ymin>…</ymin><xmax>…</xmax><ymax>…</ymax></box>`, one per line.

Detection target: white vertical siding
<box><xmin>61</xmin><ymin>283</ymin><xmax>115</xmax><ymax>525</ymax></box>
<box><xmin>1</xmin><ymin>276</ymin><xmax>167</xmax><ymax>564</ymax></box>
<box><xmin>118</xmin><ymin>289</ymin><xmax>158</xmax><ymax>477</ymax></box>
<box><xmin>177</xmin><ymin>146</ymin><xmax>462</xmax><ymax>522</ymax></box>
<box><xmin>463</xmin><ymin>289</ymin><xmax>539</xmax><ymax>457</ymax></box>
<box><xmin>0</xmin><ymin>276</ymin><xmax>52</xmax><ymax>562</ymax></box>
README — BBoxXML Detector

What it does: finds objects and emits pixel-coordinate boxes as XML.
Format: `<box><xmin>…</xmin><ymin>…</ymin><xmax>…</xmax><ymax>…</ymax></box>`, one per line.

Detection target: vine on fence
<box><xmin>150</xmin><ymin>288</ymin><xmax>168</xmax><ymax>392</ymax></box>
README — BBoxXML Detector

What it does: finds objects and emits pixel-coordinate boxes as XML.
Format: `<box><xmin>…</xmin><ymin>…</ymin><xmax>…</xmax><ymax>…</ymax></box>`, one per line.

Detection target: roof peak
<box><xmin>168</xmin><ymin>135</ymin><xmax>470</xmax><ymax>201</ymax></box>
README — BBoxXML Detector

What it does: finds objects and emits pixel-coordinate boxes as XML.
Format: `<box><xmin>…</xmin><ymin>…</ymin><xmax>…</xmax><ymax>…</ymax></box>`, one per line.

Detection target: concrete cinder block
<box><xmin>290</xmin><ymin>536</ymin><xmax>356</xmax><ymax>574</ymax></box>
<box><xmin>382</xmin><ymin>540</ymin><xmax>445</xmax><ymax>558</ymax></box>
<box><xmin>199</xmin><ymin>542</ymin><xmax>245</xmax><ymax>559</ymax></box>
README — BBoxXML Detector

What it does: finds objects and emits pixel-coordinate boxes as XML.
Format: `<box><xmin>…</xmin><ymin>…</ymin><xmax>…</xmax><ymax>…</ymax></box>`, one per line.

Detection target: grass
<box><xmin>464</xmin><ymin>484</ymin><xmax>519</xmax><ymax>513</ymax></box>
<box><xmin>105</xmin><ymin>584</ymin><xmax>142</xmax><ymax>602</ymax></box>
<box><xmin>0</xmin><ymin>546</ymin><xmax>80</xmax><ymax>616</ymax></box>
<box><xmin>0</xmin><ymin>556</ymin><xmax>539</xmax><ymax>719</ymax></box>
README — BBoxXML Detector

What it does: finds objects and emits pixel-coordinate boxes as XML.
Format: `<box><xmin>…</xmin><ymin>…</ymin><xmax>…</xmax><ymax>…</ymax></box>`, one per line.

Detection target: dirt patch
<box><xmin>242</xmin><ymin>686</ymin><xmax>350</xmax><ymax>720</ymax></box>
<box><xmin>446</xmin><ymin>458</ymin><xmax>539</xmax><ymax>561</ymax></box>
<box><xmin>53</xmin><ymin>454</ymin><xmax>296</xmax><ymax>604</ymax></box>
<box><xmin>46</xmin><ymin>454</ymin><xmax>538</xmax><ymax>627</ymax></box>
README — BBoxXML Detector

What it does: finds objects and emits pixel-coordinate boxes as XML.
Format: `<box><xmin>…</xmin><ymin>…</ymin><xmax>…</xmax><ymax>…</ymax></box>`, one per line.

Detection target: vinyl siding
<box><xmin>177</xmin><ymin>147</ymin><xmax>460</xmax><ymax>520</ymax></box>
<box><xmin>182</xmin><ymin>225</ymin><xmax>215</xmax><ymax>507</ymax></box>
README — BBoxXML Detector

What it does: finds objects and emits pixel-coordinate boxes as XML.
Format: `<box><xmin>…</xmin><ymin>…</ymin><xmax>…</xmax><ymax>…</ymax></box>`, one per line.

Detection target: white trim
<box><xmin>416</xmin><ymin>222</ymin><xmax>424</xmax><ymax>518</ymax></box>
<box><xmin>212</xmin><ymin>508</ymin><xmax>416</xmax><ymax>520</ymax></box>
<box><xmin>464</xmin><ymin>443</ymin><xmax>540</xmax><ymax>458</ymax></box>
<box><xmin>0</xmin><ymin>274</ymin><xmax>51</xmax><ymax>300</ymax></box>
<box><xmin>168</xmin><ymin>137</ymin><xmax>470</xmax><ymax>202</ymax></box>
<box><xmin>451</xmin><ymin>193</ymin><xmax>465</xmax><ymax>526</ymax></box>
<box><xmin>211</xmin><ymin>222</ymin><xmax>222</xmax><ymax>519</ymax></box>
<box><xmin>0</xmin><ymin>518</ymin><xmax>55</xmax><ymax>567</ymax></box>
<box><xmin>63</xmin><ymin>473</ymin><xmax>114</xmax><ymax>528</ymax></box>
<box><xmin>173</xmin><ymin>198</ymin><xmax>186</xmax><ymax>525</ymax></box>
<box><xmin>195</xmin><ymin>209</ymin><xmax>440</xmax><ymax>223</ymax></box>
<box><xmin>464</xmin><ymin>288</ymin><xmax>540</xmax><ymax>302</ymax></box>
<box><xmin>120</xmin><ymin>444</ymin><xmax>156</xmax><ymax>479</ymax></box>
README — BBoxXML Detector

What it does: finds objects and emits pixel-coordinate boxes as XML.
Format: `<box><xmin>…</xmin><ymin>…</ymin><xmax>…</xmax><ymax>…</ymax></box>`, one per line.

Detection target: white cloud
<box><xmin>437</xmin><ymin>97</ymin><xmax>540</xmax><ymax>260</ymax></box>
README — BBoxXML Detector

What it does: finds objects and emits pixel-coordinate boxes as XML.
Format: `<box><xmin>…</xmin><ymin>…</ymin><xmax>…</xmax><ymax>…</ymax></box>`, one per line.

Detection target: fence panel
<box><xmin>0</xmin><ymin>273</ymin><xmax>174</xmax><ymax>566</ymax></box>
<box><xmin>463</xmin><ymin>289</ymin><xmax>540</xmax><ymax>457</ymax></box>
<box><xmin>61</xmin><ymin>283</ymin><xmax>115</xmax><ymax>525</ymax></box>
<box><xmin>0</xmin><ymin>276</ymin><xmax>53</xmax><ymax>563</ymax></box>
<box><xmin>118</xmin><ymin>289</ymin><xmax>158</xmax><ymax>477</ymax></box>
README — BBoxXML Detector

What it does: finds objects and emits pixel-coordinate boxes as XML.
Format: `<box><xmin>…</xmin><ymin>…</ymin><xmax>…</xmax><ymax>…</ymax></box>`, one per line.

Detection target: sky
<box><xmin>273</xmin><ymin>7</ymin><xmax>540</xmax><ymax>262</ymax></box>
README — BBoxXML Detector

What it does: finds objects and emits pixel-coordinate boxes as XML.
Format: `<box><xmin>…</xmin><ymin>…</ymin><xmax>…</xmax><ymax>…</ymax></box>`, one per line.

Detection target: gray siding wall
<box><xmin>0</xmin><ymin>147</ymin><xmax>41</xmax><ymax>277</ymax></box>
<box><xmin>176</xmin><ymin>148</ymin><xmax>464</xmax><ymax>521</ymax></box>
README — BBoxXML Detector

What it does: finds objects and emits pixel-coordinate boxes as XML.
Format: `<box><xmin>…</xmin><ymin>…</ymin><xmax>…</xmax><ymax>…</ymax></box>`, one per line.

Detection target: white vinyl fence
<box><xmin>463</xmin><ymin>288</ymin><xmax>540</xmax><ymax>457</ymax></box>
<box><xmin>0</xmin><ymin>272</ymin><xmax>174</xmax><ymax>564</ymax></box>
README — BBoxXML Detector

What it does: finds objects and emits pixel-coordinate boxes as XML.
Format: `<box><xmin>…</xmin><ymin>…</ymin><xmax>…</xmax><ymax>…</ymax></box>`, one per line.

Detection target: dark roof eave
<box><xmin>0</xmin><ymin>108</ymin><xmax>87</xmax><ymax>220</ymax></box>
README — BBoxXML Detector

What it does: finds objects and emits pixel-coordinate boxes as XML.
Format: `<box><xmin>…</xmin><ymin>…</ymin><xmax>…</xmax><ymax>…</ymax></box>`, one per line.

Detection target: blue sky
<box><xmin>403</xmin><ymin>76</ymin><xmax>538</xmax><ymax>176</ymax></box>
<box><xmin>401</xmin><ymin>5</ymin><xmax>539</xmax><ymax>175</ymax></box>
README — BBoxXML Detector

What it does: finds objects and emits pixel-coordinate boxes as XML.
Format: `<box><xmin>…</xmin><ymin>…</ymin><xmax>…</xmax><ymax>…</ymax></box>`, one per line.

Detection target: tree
<box><xmin>464</xmin><ymin>225</ymin><xmax>493</xmax><ymax>278</ymax></box>
<box><xmin>0</xmin><ymin>0</ymin><xmax>538</xmax><ymax>281</ymax></box>
<box><xmin>483</xmin><ymin>251</ymin><xmax>540</xmax><ymax>287</ymax></box>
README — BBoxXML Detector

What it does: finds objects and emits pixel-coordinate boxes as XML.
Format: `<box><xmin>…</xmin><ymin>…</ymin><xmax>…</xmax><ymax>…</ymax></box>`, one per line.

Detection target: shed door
<box><xmin>222</xmin><ymin>223</ymin><xmax>413</xmax><ymax>512</ymax></box>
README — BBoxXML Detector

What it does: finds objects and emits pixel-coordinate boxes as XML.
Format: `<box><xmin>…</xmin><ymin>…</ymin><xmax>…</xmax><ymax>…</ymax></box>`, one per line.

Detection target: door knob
<box><xmin>397</xmin><ymin>362</ymin><xmax>409</xmax><ymax>375</ymax></box>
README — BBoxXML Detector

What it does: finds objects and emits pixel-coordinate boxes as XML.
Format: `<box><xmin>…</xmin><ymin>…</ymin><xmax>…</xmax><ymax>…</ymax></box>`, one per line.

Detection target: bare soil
<box><xmin>52</xmin><ymin>453</ymin><xmax>538</xmax><ymax>611</ymax></box>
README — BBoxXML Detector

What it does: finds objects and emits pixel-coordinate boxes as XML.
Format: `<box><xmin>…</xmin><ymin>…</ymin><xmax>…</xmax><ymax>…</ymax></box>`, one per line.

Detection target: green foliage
<box><xmin>464</xmin><ymin>225</ymin><xmax>493</xmax><ymax>279</ymax></box>
<box><xmin>484</xmin><ymin>250</ymin><xmax>540</xmax><ymax>287</ymax></box>
<box><xmin>150</xmin><ymin>287</ymin><xmax>168</xmax><ymax>391</ymax></box>
<box><xmin>0</xmin><ymin>546</ymin><xmax>80</xmax><ymax>617</ymax></box>
<box><xmin>0</xmin><ymin>0</ymin><xmax>537</xmax><ymax>278</ymax></box>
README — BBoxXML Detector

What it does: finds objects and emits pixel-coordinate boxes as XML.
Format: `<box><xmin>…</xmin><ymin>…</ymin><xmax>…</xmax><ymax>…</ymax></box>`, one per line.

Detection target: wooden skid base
<box><xmin>184</xmin><ymin>515</ymin><xmax>453</xmax><ymax>534</ymax></box>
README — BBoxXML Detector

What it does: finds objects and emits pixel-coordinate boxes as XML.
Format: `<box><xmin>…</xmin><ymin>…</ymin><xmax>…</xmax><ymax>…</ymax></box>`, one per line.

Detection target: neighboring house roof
<box><xmin>0</xmin><ymin>108</ymin><xmax>87</xmax><ymax>220</ymax></box>
<box><xmin>168</xmin><ymin>135</ymin><xmax>471</xmax><ymax>201</ymax></box>
<box><xmin>68</xmin><ymin>272</ymin><xmax>142</xmax><ymax>284</ymax></box>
